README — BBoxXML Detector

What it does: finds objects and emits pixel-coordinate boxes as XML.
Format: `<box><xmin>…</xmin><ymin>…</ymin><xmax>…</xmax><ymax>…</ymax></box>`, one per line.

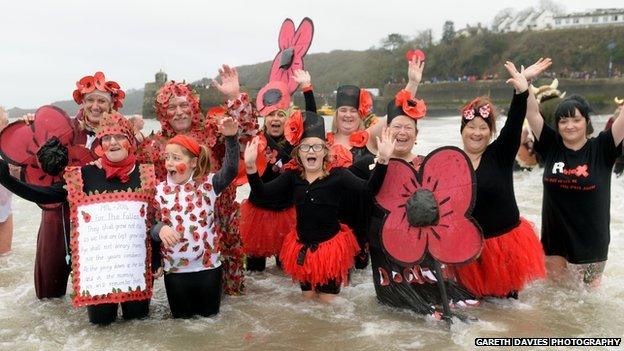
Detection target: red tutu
<box><xmin>240</xmin><ymin>200</ymin><xmax>296</xmax><ymax>257</ymax></box>
<box><xmin>280</xmin><ymin>224</ymin><xmax>360</xmax><ymax>287</ymax></box>
<box><xmin>454</xmin><ymin>218</ymin><xmax>546</xmax><ymax>298</ymax></box>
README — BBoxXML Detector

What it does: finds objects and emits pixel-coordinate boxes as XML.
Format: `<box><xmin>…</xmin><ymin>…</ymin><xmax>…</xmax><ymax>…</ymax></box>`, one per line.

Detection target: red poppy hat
<box><xmin>95</xmin><ymin>112</ymin><xmax>135</xmax><ymax>148</ymax></box>
<box><xmin>73</xmin><ymin>71</ymin><xmax>125</xmax><ymax>110</ymax></box>
<box><xmin>256</xmin><ymin>81</ymin><xmax>290</xmax><ymax>117</ymax></box>
<box><xmin>0</xmin><ymin>105</ymin><xmax>93</xmax><ymax>190</ymax></box>
<box><xmin>269</xmin><ymin>17</ymin><xmax>314</xmax><ymax>94</ymax></box>
<box><xmin>155</xmin><ymin>81</ymin><xmax>202</xmax><ymax>137</ymax></box>
<box><xmin>374</xmin><ymin>147</ymin><xmax>483</xmax><ymax>265</ymax></box>
<box><xmin>387</xmin><ymin>89</ymin><xmax>427</xmax><ymax>124</ymax></box>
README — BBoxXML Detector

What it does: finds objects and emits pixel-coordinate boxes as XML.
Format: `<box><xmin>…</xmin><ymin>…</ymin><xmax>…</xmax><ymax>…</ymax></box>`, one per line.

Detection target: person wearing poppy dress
<box><xmin>0</xmin><ymin>112</ymin><xmax>160</xmax><ymax>325</ymax></box>
<box><xmin>453</xmin><ymin>60</ymin><xmax>549</xmax><ymax>299</ymax></box>
<box><xmin>139</xmin><ymin>65</ymin><xmax>256</xmax><ymax>295</ymax></box>
<box><xmin>151</xmin><ymin>116</ymin><xmax>239</xmax><ymax>318</ymax></box>
<box><xmin>240</xmin><ymin>79</ymin><xmax>318</xmax><ymax>272</ymax></box>
<box><xmin>0</xmin><ymin>72</ymin><xmax>123</xmax><ymax>299</ymax></box>
<box><xmin>243</xmin><ymin>111</ymin><xmax>394</xmax><ymax>302</ymax></box>
<box><xmin>369</xmin><ymin>89</ymin><xmax>479</xmax><ymax>319</ymax></box>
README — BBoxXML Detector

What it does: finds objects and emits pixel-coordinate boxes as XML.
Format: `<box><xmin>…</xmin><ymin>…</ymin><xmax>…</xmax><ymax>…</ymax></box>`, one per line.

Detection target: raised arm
<box><xmin>294</xmin><ymin>69</ymin><xmax>317</xmax><ymax>113</ymax></box>
<box><xmin>0</xmin><ymin>160</ymin><xmax>67</xmax><ymax>204</ymax></box>
<box><xmin>244</xmin><ymin>136</ymin><xmax>294</xmax><ymax>198</ymax></box>
<box><xmin>610</xmin><ymin>102</ymin><xmax>624</xmax><ymax>146</ymax></box>
<box><xmin>341</xmin><ymin>127</ymin><xmax>393</xmax><ymax>195</ymax></box>
<box><xmin>212</xmin><ymin>117</ymin><xmax>240</xmax><ymax>195</ymax></box>
<box><xmin>519</xmin><ymin>58</ymin><xmax>552</xmax><ymax>140</ymax></box>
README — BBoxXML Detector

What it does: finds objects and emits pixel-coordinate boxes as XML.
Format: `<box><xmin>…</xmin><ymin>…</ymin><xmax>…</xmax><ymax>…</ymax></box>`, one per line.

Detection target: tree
<box><xmin>442</xmin><ymin>21</ymin><xmax>455</xmax><ymax>44</ymax></box>
<box><xmin>413</xmin><ymin>29</ymin><xmax>433</xmax><ymax>49</ymax></box>
<box><xmin>539</xmin><ymin>0</ymin><xmax>565</xmax><ymax>15</ymax></box>
<box><xmin>380</xmin><ymin>33</ymin><xmax>407</xmax><ymax>51</ymax></box>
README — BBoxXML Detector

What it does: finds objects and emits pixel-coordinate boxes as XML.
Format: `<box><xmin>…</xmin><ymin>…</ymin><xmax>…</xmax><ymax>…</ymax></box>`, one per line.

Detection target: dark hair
<box><xmin>554</xmin><ymin>94</ymin><xmax>594</xmax><ymax>135</ymax></box>
<box><xmin>36</xmin><ymin>137</ymin><xmax>69</xmax><ymax>176</ymax></box>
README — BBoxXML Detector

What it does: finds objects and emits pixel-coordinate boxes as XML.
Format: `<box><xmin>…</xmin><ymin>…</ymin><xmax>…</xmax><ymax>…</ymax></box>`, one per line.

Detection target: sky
<box><xmin>1</xmin><ymin>0</ymin><xmax>622</xmax><ymax>108</ymax></box>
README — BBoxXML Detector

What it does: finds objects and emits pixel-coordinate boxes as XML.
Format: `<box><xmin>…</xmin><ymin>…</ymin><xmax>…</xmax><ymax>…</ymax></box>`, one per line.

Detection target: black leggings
<box><xmin>164</xmin><ymin>266</ymin><xmax>223</xmax><ymax>318</ymax></box>
<box><xmin>246</xmin><ymin>256</ymin><xmax>281</xmax><ymax>272</ymax></box>
<box><xmin>300</xmin><ymin>279</ymin><xmax>341</xmax><ymax>295</ymax></box>
<box><xmin>87</xmin><ymin>299</ymin><xmax>150</xmax><ymax>325</ymax></box>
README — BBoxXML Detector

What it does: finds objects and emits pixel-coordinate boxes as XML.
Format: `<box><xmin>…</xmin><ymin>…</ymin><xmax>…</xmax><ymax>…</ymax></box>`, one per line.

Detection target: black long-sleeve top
<box><xmin>247</xmin><ymin>91</ymin><xmax>317</xmax><ymax>210</ymax></box>
<box><xmin>472</xmin><ymin>90</ymin><xmax>528</xmax><ymax>238</ymax></box>
<box><xmin>0</xmin><ymin>160</ymin><xmax>161</xmax><ymax>270</ymax></box>
<box><xmin>247</xmin><ymin>164</ymin><xmax>388</xmax><ymax>245</ymax></box>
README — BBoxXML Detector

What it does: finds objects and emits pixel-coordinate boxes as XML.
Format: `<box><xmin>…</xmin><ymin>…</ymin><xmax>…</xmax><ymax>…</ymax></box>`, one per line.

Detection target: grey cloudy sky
<box><xmin>1</xmin><ymin>0</ymin><xmax>622</xmax><ymax>108</ymax></box>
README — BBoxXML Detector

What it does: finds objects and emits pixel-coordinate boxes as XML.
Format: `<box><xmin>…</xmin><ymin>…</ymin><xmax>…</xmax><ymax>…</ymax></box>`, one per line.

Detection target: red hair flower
<box><xmin>284</xmin><ymin>110</ymin><xmax>304</xmax><ymax>145</ymax></box>
<box><xmin>375</xmin><ymin>147</ymin><xmax>483</xmax><ymax>265</ymax></box>
<box><xmin>358</xmin><ymin>89</ymin><xmax>373</xmax><ymax>118</ymax></box>
<box><xmin>395</xmin><ymin>89</ymin><xmax>426</xmax><ymax>120</ymax></box>
<box><xmin>73</xmin><ymin>71</ymin><xmax>125</xmax><ymax>110</ymax></box>
<box><xmin>328</xmin><ymin>144</ymin><xmax>353</xmax><ymax>170</ymax></box>
<box><xmin>269</xmin><ymin>17</ymin><xmax>314</xmax><ymax>94</ymax></box>
<box><xmin>349</xmin><ymin>130</ymin><xmax>369</xmax><ymax>148</ymax></box>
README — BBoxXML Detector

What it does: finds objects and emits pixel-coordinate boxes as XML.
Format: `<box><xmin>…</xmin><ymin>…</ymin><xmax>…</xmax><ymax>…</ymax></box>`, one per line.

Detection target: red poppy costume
<box><xmin>139</xmin><ymin>81</ymin><xmax>256</xmax><ymax>295</ymax></box>
<box><xmin>247</xmin><ymin>111</ymin><xmax>388</xmax><ymax>292</ymax></box>
<box><xmin>454</xmin><ymin>90</ymin><xmax>546</xmax><ymax>298</ymax></box>
<box><xmin>0</xmin><ymin>89</ymin><xmax>108</xmax><ymax>299</ymax></box>
<box><xmin>269</xmin><ymin>17</ymin><xmax>314</xmax><ymax>95</ymax></box>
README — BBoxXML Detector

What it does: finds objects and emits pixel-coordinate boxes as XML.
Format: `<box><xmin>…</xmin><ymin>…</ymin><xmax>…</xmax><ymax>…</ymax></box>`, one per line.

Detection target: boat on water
<box><xmin>317</xmin><ymin>104</ymin><xmax>335</xmax><ymax>116</ymax></box>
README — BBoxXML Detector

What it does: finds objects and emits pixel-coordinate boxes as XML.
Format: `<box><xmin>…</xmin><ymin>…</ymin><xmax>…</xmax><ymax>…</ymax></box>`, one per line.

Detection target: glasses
<box><xmin>101</xmin><ymin>134</ymin><xmax>128</xmax><ymax>143</ymax></box>
<box><xmin>299</xmin><ymin>144</ymin><xmax>325</xmax><ymax>152</ymax></box>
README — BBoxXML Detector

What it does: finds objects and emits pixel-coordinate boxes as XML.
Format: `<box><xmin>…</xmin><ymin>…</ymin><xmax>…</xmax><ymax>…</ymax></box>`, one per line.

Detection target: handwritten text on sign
<box><xmin>77</xmin><ymin>201</ymin><xmax>147</xmax><ymax>296</ymax></box>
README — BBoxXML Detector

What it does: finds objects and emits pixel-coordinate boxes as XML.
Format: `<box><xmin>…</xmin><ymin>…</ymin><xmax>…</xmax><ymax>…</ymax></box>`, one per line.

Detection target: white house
<box><xmin>553</xmin><ymin>8</ymin><xmax>624</xmax><ymax>29</ymax></box>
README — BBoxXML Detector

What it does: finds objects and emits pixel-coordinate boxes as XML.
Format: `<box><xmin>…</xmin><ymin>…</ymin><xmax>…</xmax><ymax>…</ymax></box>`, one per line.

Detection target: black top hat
<box><xmin>336</xmin><ymin>85</ymin><xmax>360</xmax><ymax>109</ymax></box>
<box><xmin>302</xmin><ymin>111</ymin><xmax>325</xmax><ymax>141</ymax></box>
<box><xmin>387</xmin><ymin>100</ymin><xmax>411</xmax><ymax>125</ymax></box>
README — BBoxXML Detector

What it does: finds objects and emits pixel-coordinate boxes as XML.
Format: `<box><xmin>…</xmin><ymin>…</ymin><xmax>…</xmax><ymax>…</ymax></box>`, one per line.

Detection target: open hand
<box><xmin>212</xmin><ymin>64</ymin><xmax>240</xmax><ymax>100</ymax></box>
<box><xmin>375</xmin><ymin>127</ymin><xmax>396</xmax><ymax>163</ymax></box>
<box><xmin>504</xmin><ymin>61</ymin><xmax>529</xmax><ymax>93</ymax></box>
<box><xmin>21</xmin><ymin>113</ymin><xmax>35</xmax><ymax>125</ymax></box>
<box><xmin>244</xmin><ymin>136</ymin><xmax>260</xmax><ymax>170</ymax></box>
<box><xmin>293</xmin><ymin>69</ymin><xmax>312</xmax><ymax>88</ymax></box>
<box><xmin>217</xmin><ymin>116</ymin><xmax>239</xmax><ymax>136</ymax></box>
<box><xmin>521</xmin><ymin>58</ymin><xmax>552</xmax><ymax>81</ymax></box>
<box><xmin>408</xmin><ymin>56</ymin><xmax>425</xmax><ymax>85</ymax></box>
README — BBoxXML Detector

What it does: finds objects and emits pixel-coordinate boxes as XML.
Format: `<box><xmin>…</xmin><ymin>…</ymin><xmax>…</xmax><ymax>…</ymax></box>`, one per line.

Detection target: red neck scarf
<box><xmin>101</xmin><ymin>154</ymin><xmax>136</xmax><ymax>183</ymax></box>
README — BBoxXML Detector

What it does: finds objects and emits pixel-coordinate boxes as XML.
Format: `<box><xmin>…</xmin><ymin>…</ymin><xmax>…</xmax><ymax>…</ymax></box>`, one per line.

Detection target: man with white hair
<box><xmin>0</xmin><ymin>107</ymin><xmax>13</xmax><ymax>255</ymax></box>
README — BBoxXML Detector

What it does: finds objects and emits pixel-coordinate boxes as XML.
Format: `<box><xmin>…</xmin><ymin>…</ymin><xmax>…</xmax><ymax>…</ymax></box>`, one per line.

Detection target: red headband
<box><xmin>168</xmin><ymin>135</ymin><xmax>201</xmax><ymax>157</ymax></box>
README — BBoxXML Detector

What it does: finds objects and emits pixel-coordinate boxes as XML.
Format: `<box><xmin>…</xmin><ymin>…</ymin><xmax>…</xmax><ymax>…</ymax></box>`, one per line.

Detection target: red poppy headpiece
<box><xmin>375</xmin><ymin>147</ymin><xmax>483</xmax><ymax>265</ymax></box>
<box><xmin>284</xmin><ymin>110</ymin><xmax>325</xmax><ymax>146</ymax></box>
<box><xmin>168</xmin><ymin>135</ymin><xmax>201</xmax><ymax>157</ymax></box>
<box><xmin>155</xmin><ymin>81</ymin><xmax>202</xmax><ymax>136</ymax></box>
<box><xmin>387</xmin><ymin>89</ymin><xmax>427</xmax><ymax>123</ymax></box>
<box><xmin>256</xmin><ymin>81</ymin><xmax>290</xmax><ymax>117</ymax></box>
<box><xmin>96</xmin><ymin>112</ymin><xmax>135</xmax><ymax>146</ymax></box>
<box><xmin>269</xmin><ymin>17</ymin><xmax>314</xmax><ymax>94</ymax></box>
<box><xmin>460</xmin><ymin>97</ymin><xmax>496</xmax><ymax>133</ymax></box>
<box><xmin>358</xmin><ymin>89</ymin><xmax>374</xmax><ymax>118</ymax></box>
<box><xmin>72</xmin><ymin>72</ymin><xmax>125</xmax><ymax>110</ymax></box>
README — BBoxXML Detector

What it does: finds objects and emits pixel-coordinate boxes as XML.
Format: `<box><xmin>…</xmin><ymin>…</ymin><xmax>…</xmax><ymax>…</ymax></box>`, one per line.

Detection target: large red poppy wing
<box><xmin>268</xmin><ymin>53</ymin><xmax>288</xmax><ymax>86</ymax></box>
<box><xmin>278</xmin><ymin>18</ymin><xmax>295</xmax><ymax>49</ymax></box>
<box><xmin>67</xmin><ymin>145</ymin><xmax>96</xmax><ymax>166</ymax></box>
<box><xmin>375</xmin><ymin>159</ymin><xmax>420</xmax><ymax>211</ymax></box>
<box><xmin>292</xmin><ymin>17</ymin><xmax>314</xmax><ymax>57</ymax></box>
<box><xmin>381</xmin><ymin>215</ymin><xmax>427</xmax><ymax>266</ymax></box>
<box><xmin>420</xmin><ymin>146</ymin><xmax>483</xmax><ymax>264</ymax></box>
<box><xmin>32</xmin><ymin>105</ymin><xmax>74</xmax><ymax>148</ymax></box>
<box><xmin>428</xmin><ymin>217</ymin><xmax>483</xmax><ymax>264</ymax></box>
<box><xmin>0</xmin><ymin>121</ymin><xmax>35</xmax><ymax>165</ymax></box>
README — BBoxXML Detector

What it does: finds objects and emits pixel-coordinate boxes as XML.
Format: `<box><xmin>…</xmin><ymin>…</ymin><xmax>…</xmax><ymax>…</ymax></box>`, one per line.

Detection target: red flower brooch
<box><xmin>462</xmin><ymin>101</ymin><xmax>491</xmax><ymax>121</ymax></box>
<box><xmin>284</xmin><ymin>110</ymin><xmax>304</xmax><ymax>145</ymax></box>
<box><xmin>375</xmin><ymin>147</ymin><xmax>483</xmax><ymax>265</ymax></box>
<box><xmin>269</xmin><ymin>17</ymin><xmax>314</xmax><ymax>94</ymax></box>
<box><xmin>395</xmin><ymin>89</ymin><xmax>427</xmax><ymax>120</ymax></box>
<box><xmin>72</xmin><ymin>71</ymin><xmax>125</xmax><ymax>110</ymax></box>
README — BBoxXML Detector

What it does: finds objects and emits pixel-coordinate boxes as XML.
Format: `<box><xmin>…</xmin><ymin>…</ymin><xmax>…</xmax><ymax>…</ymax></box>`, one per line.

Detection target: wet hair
<box><xmin>178</xmin><ymin>144</ymin><xmax>211</xmax><ymax>180</ymax></box>
<box><xmin>36</xmin><ymin>137</ymin><xmax>69</xmax><ymax>176</ymax></box>
<box><xmin>460</xmin><ymin>96</ymin><xmax>498</xmax><ymax>135</ymax></box>
<box><xmin>554</xmin><ymin>94</ymin><xmax>594</xmax><ymax>135</ymax></box>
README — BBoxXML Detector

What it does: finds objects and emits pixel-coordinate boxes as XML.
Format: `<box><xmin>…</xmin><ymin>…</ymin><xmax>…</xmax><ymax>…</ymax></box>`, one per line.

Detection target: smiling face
<box><xmin>167</xmin><ymin>96</ymin><xmax>193</xmax><ymax>133</ymax></box>
<box><xmin>82</xmin><ymin>91</ymin><xmax>113</xmax><ymax>127</ymax></box>
<box><xmin>389</xmin><ymin>115</ymin><xmax>418</xmax><ymax>158</ymax></box>
<box><xmin>297</xmin><ymin>137</ymin><xmax>328</xmax><ymax>173</ymax></box>
<box><xmin>264</xmin><ymin>110</ymin><xmax>287</xmax><ymax>138</ymax></box>
<box><xmin>461</xmin><ymin>117</ymin><xmax>492</xmax><ymax>155</ymax></box>
<box><xmin>101</xmin><ymin>134</ymin><xmax>130</xmax><ymax>162</ymax></box>
<box><xmin>164</xmin><ymin>143</ymin><xmax>197</xmax><ymax>184</ymax></box>
<box><xmin>334</xmin><ymin>106</ymin><xmax>362</xmax><ymax>135</ymax></box>
<box><xmin>557</xmin><ymin>108</ymin><xmax>588</xmax><ymax>145</ymax></box>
